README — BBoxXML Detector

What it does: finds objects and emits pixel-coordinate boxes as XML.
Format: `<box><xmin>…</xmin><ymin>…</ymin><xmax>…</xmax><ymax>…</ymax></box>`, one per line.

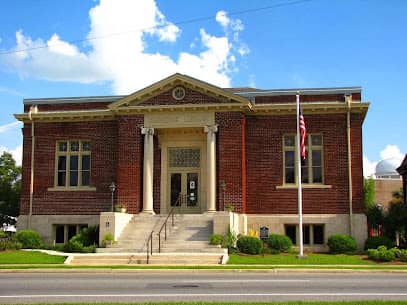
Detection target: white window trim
<box><xmin>51</xmin><ymin>140</ymin><xmax>92</xmax><ymax>190</ymax></box>
<box><xmin>281</xmin><ymin>133</ymin><xmax>326</xmax><ymax>186</ymax></box>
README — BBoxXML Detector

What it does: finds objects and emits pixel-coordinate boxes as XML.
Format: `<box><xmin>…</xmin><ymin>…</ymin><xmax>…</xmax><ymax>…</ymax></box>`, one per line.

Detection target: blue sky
<box><xmin>0</xmin><ymin>0</ymin><xmax>406</xmax><ymax>175</ymax></box>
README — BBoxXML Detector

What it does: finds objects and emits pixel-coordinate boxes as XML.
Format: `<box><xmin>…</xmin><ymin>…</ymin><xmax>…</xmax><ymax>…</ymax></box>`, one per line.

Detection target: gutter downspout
<box><xmin>345</xmin><ymin>95</ymin><xmax>353</xmax><ymax>237</ymax></box>
<box><xmin>28</xmin><ymin>105</ymin><xmax>38</xmax><ymax>229</ymax></box>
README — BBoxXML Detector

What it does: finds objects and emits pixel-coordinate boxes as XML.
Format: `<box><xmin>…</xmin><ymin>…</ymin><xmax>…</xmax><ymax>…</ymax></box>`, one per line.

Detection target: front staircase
<box><xmin>68</xmin><ymin>213</ymin><xmax>227</xmax><ymax>265</ymax></box>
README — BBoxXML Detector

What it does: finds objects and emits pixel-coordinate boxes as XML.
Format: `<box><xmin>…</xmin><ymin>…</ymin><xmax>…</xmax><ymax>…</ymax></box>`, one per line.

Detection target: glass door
<box><xmin>170</xmin><ymin>171</ymin><xmax>200</xmax><ymax>212</ymax></box>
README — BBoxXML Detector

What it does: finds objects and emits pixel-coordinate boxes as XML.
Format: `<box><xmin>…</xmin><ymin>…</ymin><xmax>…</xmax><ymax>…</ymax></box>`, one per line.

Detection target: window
<box><xmin>284</xmin><ymin>224</ymin><xmax>325</xmax><ymax>245</ymax></box>
<box><xmin>283</xmin><ymin>134</ymin><xmax>323</xmax><ymax>184</ymax></box>
<box><xmin>55</xmin><ymin>140</ymin><xmax>91</xmax><ymax>187</ymax></box>
<box><xmin>53</xmin><ymin>224</ymin><xmax>88</xmax><ymax>244</ymax></box>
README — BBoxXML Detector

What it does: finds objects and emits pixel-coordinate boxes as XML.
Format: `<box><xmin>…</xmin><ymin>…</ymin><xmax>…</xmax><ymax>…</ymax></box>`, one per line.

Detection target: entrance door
<box><xmin>170</xmin><ymin>172</ymin><xmax>199</xmax><ymax>212</ymax></box>
<box><xmin>168</xmin><ymin>147</ymin><xmax>201</xmax><ymax>213</ymax></box>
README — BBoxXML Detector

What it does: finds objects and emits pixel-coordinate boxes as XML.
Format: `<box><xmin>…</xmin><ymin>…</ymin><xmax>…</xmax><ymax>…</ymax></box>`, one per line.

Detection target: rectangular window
<box><xmin>285</xmin><ymin>225</ymin><xmax>297</xmax><ymax>245</ymax></box>
<box><xmin>285</xmin><ymin>224</ymin><xmax>325</xmax><ymax>246</ymax></box>
<box><xmin>283</xmin><ymin>134</ymin><xmax>323</xmax><ymax>184</ymax></box>
<box><xmin>313</xmin><ymin>224</ymin><xmax>324</xmax><ymax>244</ymax></box>
<box><xmin>54</xmin><ymin>224</ymin><xmax>88</xmax><ymax>244</ymax></box>
<box><xmin>55</xmin><ymin>140</ymin><xmax>91</xmax><ymax>188</ymax></box>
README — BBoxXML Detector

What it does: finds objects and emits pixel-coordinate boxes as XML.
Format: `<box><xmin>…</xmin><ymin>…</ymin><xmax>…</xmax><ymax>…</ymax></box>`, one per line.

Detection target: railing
<box><xmin>157</xmin><ymin>194</ymin><xmax>186</xmax><ymax>253</ymax></box>
<box><xmin>146</xmin><ymin>230</ymin><xmax>154</xmax><ymax>264</ymax></box>
<box><xmin>145</xmin><ymin>194</ymin><xmax>186</xmax><ymax>264</ymax></box>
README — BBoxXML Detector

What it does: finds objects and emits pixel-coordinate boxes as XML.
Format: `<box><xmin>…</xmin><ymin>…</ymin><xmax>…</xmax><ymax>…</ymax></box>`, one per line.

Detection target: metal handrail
<box><xmin>146</xmin><ymin>231</ymin><xmax>153</xmax><ymax>264</ymax></box>
<box><xmin>157</xmin><ymin>194</ymin><xmax>186</xmax><ymax>253</ymax></box>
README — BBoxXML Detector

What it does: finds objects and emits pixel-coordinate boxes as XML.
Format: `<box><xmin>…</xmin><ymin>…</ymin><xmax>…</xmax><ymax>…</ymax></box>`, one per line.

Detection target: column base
<box><xmin>140</xmin><ymin>210</ymin><xmax>155</xmax><ymax>215</ymax></box>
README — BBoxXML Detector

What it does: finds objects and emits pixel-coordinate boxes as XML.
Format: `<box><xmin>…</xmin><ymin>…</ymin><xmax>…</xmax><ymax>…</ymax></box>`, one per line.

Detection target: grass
<box><xmin>0</xmin><ymin>250</ymin><xmax>66</xmax><ymax>264</ymax></box>
<box><xmin>7</xmin><ymin>301</ymin><xmax>407</xmax><ymax>305</ymax></box>
<box><xmin>228</xmin><ymin>253</ymin><xmax>379</xmax><ymax>265</ymax></box>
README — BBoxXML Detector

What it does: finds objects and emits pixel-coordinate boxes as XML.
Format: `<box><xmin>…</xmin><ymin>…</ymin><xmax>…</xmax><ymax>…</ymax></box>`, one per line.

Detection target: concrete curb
<box><xmin>1</xmin><ymin>267</ymin><xmax>407</xmax><ymax>273</ymax></box>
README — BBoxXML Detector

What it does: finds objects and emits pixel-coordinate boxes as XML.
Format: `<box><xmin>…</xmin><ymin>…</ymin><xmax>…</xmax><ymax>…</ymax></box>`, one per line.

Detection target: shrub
<box><xmin>400</xmin><ymin>249</ymin><xmax>407</xmax><ymax>262</ymax></box>
<box><xmin>64</xmin><ymin>235</ymin><xmax>84</xmax><ymax>253</ymax></box>
<box><xmin>364</xmin><ymin>236</ymin><xmax>393</xmax><ymax>250</ymax></box>
<box><xmin>0</xmin><ymin>239</ymin><xmax>22</xmax><ymax>251</ymax></box>
<box><xmin>237</xmin><ymin>236</ymin><xmax>263</xmax><ymax>254</ymax></box>
<box><xmin>327</xmin><ymin>234</ymin><xmax>356</xmax><ymax>254</ymax></box>
<box><xmin>367</xmin><ymin>246</ymin><xmax>397</xmax><ymax>262</ymax></box>
<box><xmin>209</xmin><ymin>234</ymin><xmax>223</xmax><ymax>245</ymax></box>
<box><xmin>266</xmin><ymin>234</ymin><xmax>292</xmax><ymax>253</ymax></box>
<box><xmin>14</xmin><ymin>229</ymin><xmax>42</xmax><ymax>249</ymax></box>
<box><xmin>78</xmin><ymin>226</ymin><xmax>99</xmax><ymax>246</ymax></box>
<box><xmin>101</xmin><ymin>233</ymin><xmax>115</xmax><ymax>247</ymax></box>
<box><xmin>222</xmin><ymin>226</ymin><xmax>237</xmax><ymax>253</ymax></box>
<box><xmin>367</xmin><ymin>248</ymin><xmax>379</xmax><ymax>261</ymax></box>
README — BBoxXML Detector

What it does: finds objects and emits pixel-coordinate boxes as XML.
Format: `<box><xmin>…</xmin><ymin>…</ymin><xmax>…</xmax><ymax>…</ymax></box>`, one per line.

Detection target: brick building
<box><xmin>15</xmin><ymin>74</ymin><xmax>369</xmax><ymax>250</ymax></box>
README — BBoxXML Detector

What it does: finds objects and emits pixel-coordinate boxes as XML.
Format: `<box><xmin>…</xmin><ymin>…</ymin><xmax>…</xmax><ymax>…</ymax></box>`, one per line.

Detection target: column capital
<box><xmin>141</xmin><ymin>127</ymin><xmax>155</xmax><ymax>136</ymax></box>
<box><xmin>204</xmin><ymin>124</ymin><xmax>218</xmax><ymax>134</ymax></box>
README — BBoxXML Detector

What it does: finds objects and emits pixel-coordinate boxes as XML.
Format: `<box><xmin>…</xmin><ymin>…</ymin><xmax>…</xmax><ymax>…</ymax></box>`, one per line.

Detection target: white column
<box><xmin>204</xmin><ymin>125</ymin><xmax>218</xmax><ymax>212</ymax></box>
<box><xmin>141</xmin><ymin>127</ymin><xmax>155</xmax><ymax>214</ymax></box>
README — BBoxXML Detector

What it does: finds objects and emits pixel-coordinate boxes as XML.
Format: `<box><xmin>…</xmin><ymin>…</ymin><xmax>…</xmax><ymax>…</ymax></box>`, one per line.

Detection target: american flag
<box><xmin>299</xmin><ymin>107</ymin><xmax>306</xmax><ymax>161</ymax></box>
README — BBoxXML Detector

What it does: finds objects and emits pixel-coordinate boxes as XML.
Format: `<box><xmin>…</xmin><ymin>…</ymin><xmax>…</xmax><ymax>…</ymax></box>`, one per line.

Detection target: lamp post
<box><xmin>109</xmin><ymin>182</ymin><xmax>116</xmax><ymax>212</ymax></box>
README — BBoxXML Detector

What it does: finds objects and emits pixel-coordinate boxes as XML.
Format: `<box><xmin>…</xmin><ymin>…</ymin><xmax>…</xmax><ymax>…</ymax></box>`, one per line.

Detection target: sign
<box><xmin>259</xmin><ymin>226</ymin><xmax>269</xmax><ymax>241</ymax></box>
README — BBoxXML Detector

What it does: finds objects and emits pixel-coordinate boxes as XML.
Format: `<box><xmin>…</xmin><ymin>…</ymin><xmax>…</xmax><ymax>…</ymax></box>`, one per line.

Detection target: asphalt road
<box><xmin>0</xmin><ymin>271</ymin><xmax>407</xmax><ymax>303</ymax></box>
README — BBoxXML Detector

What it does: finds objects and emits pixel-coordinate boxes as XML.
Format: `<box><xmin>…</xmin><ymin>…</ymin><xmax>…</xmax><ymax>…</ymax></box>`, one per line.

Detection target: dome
<box><xmin>375</xmin><ymin>157</ymin><xmax>402</xmax><ymax>178</ymax></box>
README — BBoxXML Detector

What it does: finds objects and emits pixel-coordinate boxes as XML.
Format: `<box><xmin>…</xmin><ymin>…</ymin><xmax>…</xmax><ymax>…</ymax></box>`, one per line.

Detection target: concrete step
<box><xmin>68</xmin><ymin>253</ymin><xmax>226</xmax><ymax>265</ymax></box>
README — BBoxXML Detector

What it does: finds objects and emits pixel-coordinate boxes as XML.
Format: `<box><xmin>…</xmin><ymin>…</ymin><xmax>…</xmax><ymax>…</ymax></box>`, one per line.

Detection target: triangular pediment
<box><xmin>109</xmin><ymin>73</ymin><xmax>251</xmax><ymax>110</ymax></box>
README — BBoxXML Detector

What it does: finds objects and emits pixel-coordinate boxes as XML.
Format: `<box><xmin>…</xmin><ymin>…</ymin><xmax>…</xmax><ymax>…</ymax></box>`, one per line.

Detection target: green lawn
<box><xmin>11</xmin><ymin>301</ymin><xmax>407</xmax><ymax>305</ymax></box>
<box><xmin>0</xmin><ymin>250</ymin><xmax>66</xmax><ymax>264</ymax></box>
<box><xmin>227</xmin><ymin>253</ymin><xmax>379</xmax><ymax>265</ymax></box>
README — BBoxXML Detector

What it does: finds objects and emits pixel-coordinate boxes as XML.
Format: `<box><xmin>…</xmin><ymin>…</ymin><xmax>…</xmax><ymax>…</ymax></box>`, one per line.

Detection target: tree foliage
<box><xmin>383</xmin><ymin>188</ymin><xmax>406</xmax><ymax>247</ymax></box>
<box><xmin>0</xmin><ymin>152</ymin><xmax>21</xmax><ymax>225</ymax></box>
<box><xmin>363</xmin><ymin>177</ymin><xmax>375</xmax><ymax>209</ymax></box>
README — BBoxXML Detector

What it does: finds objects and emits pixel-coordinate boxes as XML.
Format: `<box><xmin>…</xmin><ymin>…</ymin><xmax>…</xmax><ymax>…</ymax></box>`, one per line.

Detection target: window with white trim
<box><xmin>283</xmin><ymin>134</ymin><xmax>323</xmax><ymax>184</ymax></box>
<box><xmin>55</xmin><ymin>140</ymin><xmax>91</xmax><ymax>187</ymax></box>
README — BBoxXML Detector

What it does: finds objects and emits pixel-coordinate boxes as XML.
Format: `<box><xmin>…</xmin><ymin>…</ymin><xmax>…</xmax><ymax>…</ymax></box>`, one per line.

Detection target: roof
<box><xmin>397</xmin><ymin>154</ymin><xmax>407</xmax><ymax>175</ymax></box>
<box><xmin>23</xmin><ymin>77</ymin><xmax>362</xmax><ymax>105</ymax></box>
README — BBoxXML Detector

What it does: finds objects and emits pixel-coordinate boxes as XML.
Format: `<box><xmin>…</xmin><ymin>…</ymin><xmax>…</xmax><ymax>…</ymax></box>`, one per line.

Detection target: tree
<box><xmin>384</xmin><ymin>188</ymin><xmax>406</xmax><ymax>247</ymax></box>
<box><xmin>363</xmin><ymin>177</ymin><xmax>375</xmax><ymax>210</ymax></box>
<box><xmin>0</xmin><ymin>152</ymin><xmax>21</xmax><ymax>225</ymax></box>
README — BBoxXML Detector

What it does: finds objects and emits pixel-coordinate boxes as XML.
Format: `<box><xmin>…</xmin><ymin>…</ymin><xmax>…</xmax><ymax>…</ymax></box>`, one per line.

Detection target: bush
<box><xmin>364</xmin><ymin>236</ymin><xmax>393</xmax><ymax>250</ymax></box>
<box><xmin>237</xmin><ymin>236</ymin><xmax>263</xmax><ymax>254</ymax></box>
<box><xmin>0</xmin><ymin>239</ymin><xmax>22</xmax><ymax>251</ymax></box>
<box><xmin>222</xmin><ymin>226</ymin><xmax>237</xmax><ymax>253</ymax></box>
<box><xmin>367</xmin><ymin>246</ymin><xmax>397</xmax><ymax>262</ymax></box>
<box><xmin>266</xmin><ymin>234</ymin><xmax>292</xmax><ymax>253</ymax></box>
<box><xmin>14</xmin><ymin>229</ymin><xmax>42</xmax><ymax>249</ymax></box>
<box><xmin>209</xmin><ymin>234</ymin><xmax>223</xmax><ymax>245</ymax></box>
<box><xmin>327</xmin><ymin>234</ymin><xmax>356</xmax><ymax>254</ymax></box>
<box><xmin>400</xmin><ymin>249</ymin><xmax>407</xmax><ymax>262</ymax></box>
<box><xmin>64</xmin><ymin>236</ymin><xmax>83</xmax><ymax>253</ymax></box>
<box><xmin>78</xmin><ymin>226</ymin><xmax>99</xmax><ymax>246</ymax></box>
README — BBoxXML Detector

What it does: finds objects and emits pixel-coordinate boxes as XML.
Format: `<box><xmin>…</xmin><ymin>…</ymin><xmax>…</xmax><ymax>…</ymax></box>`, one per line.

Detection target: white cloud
<box><xmin>0</xmin><ymin>121</ymin><xmax>21</xmax><ymax>134</ymax></box>
<box><xmin>380</xmin><ymin>144</ymin><xmax>404</xmax><ymax>161</ymax></box>
<box><xmin>363</xmin><ymin>144</ymin><xmax>404</xmax><ymax>177</ymax></box>
<box><xmin>216</xmin><ymin>11</ymin><xmax>230</xmax><ymax>28</ymax></box>
<box><xmin>1</xmin><ymin>0</ymin><xmax>249</xmax><ymax>94</ymax></box>
<box><xmin>47</xmin><ymin>34</ymin><xmax>80</xmax><ymax>56</ymax></box>
<box><xmin>363</xmin><ymin>156</ymin><xmax>377</xmax><ymax>178</ymax></box>
<box><xmin>0</xmin><ymin>145</ymin><xmax>22</xmax><ymax>166</ymax></box>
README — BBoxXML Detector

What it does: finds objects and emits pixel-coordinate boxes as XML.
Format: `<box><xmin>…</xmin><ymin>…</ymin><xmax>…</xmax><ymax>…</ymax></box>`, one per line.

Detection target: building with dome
<box><xmin>374</xmin><ymin>157</ymin><xmax>403</xmax><ymax>209</ymax></box>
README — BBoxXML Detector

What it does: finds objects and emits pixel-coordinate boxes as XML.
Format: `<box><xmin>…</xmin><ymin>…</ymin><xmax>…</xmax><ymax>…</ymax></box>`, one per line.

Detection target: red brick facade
<box><xmin>20</xmin><ymin>120</ymin><xmax>118</xmax><ymax>215</ymax></box>
<box><xmin>18</xmin><ymin>79</ymin><xmax>367</xmax><ymax>220</ymax></box>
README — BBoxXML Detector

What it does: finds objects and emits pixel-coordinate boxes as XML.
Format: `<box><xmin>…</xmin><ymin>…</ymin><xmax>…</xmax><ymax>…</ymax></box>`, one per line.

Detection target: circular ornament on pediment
<box><xmin>172</xmin><ymin>86</ymin><xmax>186</xmax><ymax>101</ymax></box>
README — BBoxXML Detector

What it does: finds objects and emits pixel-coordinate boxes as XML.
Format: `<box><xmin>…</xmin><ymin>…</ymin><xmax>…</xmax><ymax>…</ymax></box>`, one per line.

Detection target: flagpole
<box><xmin>296</xmin><ymin>93</ymin><xmax>304</xmax><ymax>257</ymax></box>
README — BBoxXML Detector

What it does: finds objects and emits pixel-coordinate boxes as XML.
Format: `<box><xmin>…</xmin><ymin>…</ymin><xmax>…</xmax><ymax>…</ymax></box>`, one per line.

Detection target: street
<box><xmin>0</xmin><ymin>271</ymin><xmax>406</xmax><ymax>303</ymax></box>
